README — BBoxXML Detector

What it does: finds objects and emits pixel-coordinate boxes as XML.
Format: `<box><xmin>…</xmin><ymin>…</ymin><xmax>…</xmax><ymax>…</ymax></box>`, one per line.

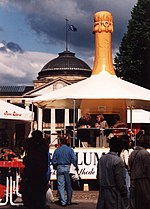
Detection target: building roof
<box><xmin>37</xmin><ymin>50</ymin><xmax>92</xmax><ymax>79</ymax></box>
<box><xmin>0</xmin><ymin>86</ymin><xmax>33</xmax><ymax>96</ymax></box>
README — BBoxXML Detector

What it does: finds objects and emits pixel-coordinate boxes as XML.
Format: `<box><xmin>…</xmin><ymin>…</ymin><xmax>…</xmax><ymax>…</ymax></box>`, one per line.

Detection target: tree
<box><xmin>114</xmin><ymin>0</ymin><xmax>150</xmax><ymax>89</ymax></box>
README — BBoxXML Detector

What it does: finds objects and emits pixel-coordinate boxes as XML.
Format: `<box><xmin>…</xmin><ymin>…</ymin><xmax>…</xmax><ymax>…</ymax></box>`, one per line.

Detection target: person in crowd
<box><xmin>52</xmin><ymin>137</ymin><xmax>77</xmax><ymax>207</ymax></box>
<box><xmin>112</xmin><ymin>114</ymin><xmax>127</xmax><ymax>139</ymax></box>
<box><xmin>95</xmin><ymin>114</ymin><xmax>109</xmax><ymax>147</ymax></box>
<box><xmin>120</xmin><ymin>137</ymin><xmax>133</xmax><ymax>195</ymax></box>
<box><xmin>128</xmin><ymin>134</ymin><xmax>150</xmax><ymax>209</ymax></box>
<box><xmin>128</xmin><ymin>140</ymin><xmax>134</xmax><ymax>155</ymax></box>
<box><xmin>96</xmin><ymin>137</ymin><xmax>129</xmax><ymax>209</ymax></box>
<box><xmin>20</xmin><ymin>130</ymin><xmax>49</xmax><ymax>209</ymax></box>
<box><xmin>120</xmin><ymin>139</ymin><xmax>134</xmax><ymax>168</ymax></box>
<box><xmin>76</xmin><ymin>113</ymin><xmax>93</xmax><ymax>147</ymax></box>
<box><xmin>46</xmin><ymin>151</ymin><xmax>55</xmax><ymax>206</ymax></box>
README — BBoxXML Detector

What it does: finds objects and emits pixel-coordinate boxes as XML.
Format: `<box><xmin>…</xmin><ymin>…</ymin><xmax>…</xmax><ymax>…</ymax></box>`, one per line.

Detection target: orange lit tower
<box><xmin>80</xmin><ymin>11</ymin><xmax>126</xmax><ymax>121</ymax></box>
<box><xmin>92</xmin><ymin>11</ymin><xmax>115</xmax><ymax>75</ymax></box>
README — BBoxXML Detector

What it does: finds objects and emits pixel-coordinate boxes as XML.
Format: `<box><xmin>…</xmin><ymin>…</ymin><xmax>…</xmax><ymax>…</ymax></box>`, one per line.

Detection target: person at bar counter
<box><xmin>76</xmin><ymin>113</ymin><xmax>93</xmax><ymax>147</ymax></box>
<box><xmin>112</xmin><ymin>114</ymin><xmax>127</xmax><ymax>139</ymax></box>
<box><xmin>20</xmin><ymin>130</ymin><xmax>49</xmax><ymax>209</ymax></box>
<box><xmin>128</xmin><ymin>134</ymin><xmax>150</xmax><ymax>209</ymax></box>
<box><xmin>76</xmin><ymin>113</ymin><xmax>92</xmax><ymax>128</ymax></box>
<box><xmin>96</xmin><ymin>137</ymin><xmax>129</xmax><ymax>209</ymax></box>
<box><xmin>52</xmin><ymin>137</ymin><xmax>77</xmax><ymax>207</ymax></box>
<box><xmin>95</xmin><ymin>114</ymin><xmax>109</xmax><ymax>147</ymax></box>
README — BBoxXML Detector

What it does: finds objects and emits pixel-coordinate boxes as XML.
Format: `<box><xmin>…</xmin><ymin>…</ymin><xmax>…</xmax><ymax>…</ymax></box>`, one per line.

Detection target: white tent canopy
<box><xmin>32</xmin><ymin>71</ymin><xmax>150</xmax><ymax>109</ymax></box>
<box><xmin>0</xmin><ymin>99</ymin><xmax>33</xmax><ymax>121</ymax></box>
<box><xmin>127</xmin><ymin>109</ymin><xmax>150</xmax><ymax>124</ymax></box>
<box><xmin>32</xmin><ymin>70</ymin><xmax>150</xmax><ymax>148</ymax></box>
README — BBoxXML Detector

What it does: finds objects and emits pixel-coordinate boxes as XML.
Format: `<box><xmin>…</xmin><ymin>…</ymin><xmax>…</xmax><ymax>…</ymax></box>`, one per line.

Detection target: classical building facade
<box><xmin>0</xmin><ymin>50</ymin><xmax>91</xmax><ymax>147</ymax></box>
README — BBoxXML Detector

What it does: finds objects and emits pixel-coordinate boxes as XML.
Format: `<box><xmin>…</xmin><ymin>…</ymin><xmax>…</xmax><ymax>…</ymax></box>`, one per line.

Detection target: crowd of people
<box><xmin>0</xmin><ymin>121</ymin><xmax>150</xmax><ymax>209</ymax></box>
<box><xmin>18</xmin><ymin>127</ymin><xmax>149</xmax><ymax>209</ymax></box>
<box><xmin>96</xmin><ymin>129</ymin><xmax>150</xmax><ymax>209</ymax></box>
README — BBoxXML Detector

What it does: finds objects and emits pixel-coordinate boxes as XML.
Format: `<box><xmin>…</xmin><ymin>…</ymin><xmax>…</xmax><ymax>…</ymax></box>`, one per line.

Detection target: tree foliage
<box><xmin>114</xmin><ymin>0</ymin><xmax>150</xmax><ymax>89</ymax></box>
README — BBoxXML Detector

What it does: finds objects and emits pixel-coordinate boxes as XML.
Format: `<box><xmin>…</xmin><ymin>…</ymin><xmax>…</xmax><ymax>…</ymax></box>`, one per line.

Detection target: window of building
<box><xmin>69</xmin><ymin>109</ymin><xmax>78</xmax><ymax>123</ymax></box>
<box><xmin>55</xmin><ymin>109</ymin><xmax>64</xmax><ymax>123</ymax></box>
<box><xmin>43</xmin><ymin>109</ymin><xmax>51</xmax><ymax>123</ymax></box>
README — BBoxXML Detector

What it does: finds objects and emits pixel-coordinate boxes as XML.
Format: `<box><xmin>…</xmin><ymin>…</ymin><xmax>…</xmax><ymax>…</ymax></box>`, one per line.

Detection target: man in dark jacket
<box><xmin>128</xmin><ymin>134</ymin><xmax>150</xmax><ymax>209</ymax></box>
<box><xmin>21</xmin><ymin>130</ymin><xmax>49</xmax><ymax>209</ymax></box>
<box><xmin>96</xmin><ymin>137</ymin><xmax>129</xmax><ymax>209</ymax></box>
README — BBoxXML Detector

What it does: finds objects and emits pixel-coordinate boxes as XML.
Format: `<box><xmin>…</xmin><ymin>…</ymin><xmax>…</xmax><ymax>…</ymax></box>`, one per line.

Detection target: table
<box><xmin>77</xmin><ymin>127</ymin><xmax>129</xmax><ymax>147</ymax></box>
<box><xmin>0</xmin><ymin>160</ymin><xmax>24</xmax><ymax>168</ymax></box>
<box><xmin>77</xmin><ymin>128</ymin><xmax>101</xmax><ymax>147</ymax></box>
<box><xmin>0</xmin><ymin>160</ymin><xmax>24</xmax><ymax>206</ymax></box>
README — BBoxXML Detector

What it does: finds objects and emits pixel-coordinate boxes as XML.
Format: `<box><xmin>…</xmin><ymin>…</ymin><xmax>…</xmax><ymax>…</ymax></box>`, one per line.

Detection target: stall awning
<box><xmin>127</xmin><ymin>109</ymin><xmax>150</xmax><ymax>124</ymax></box>
<box><xmin>0</xmin><ymin>99</ymin><xmax>33</xmax><ymax>121</ymax></box>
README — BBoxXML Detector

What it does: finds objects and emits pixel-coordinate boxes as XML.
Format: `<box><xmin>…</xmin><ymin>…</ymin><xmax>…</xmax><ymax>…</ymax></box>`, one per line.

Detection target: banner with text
<box><xmin>50</xmin><ymin>148</ymin><xmax>109</xmax><ymax>180</ymax></box>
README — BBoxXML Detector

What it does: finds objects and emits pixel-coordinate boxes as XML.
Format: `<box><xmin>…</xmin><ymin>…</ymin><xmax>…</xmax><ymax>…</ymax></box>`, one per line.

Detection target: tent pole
<box><xmin>73</xmin><ymin>100</ymin><xmax>76</xmax><ymax>148</ymax></box>
<box><xmin>31</xmin><ymin>102</ymin><xmax>34</xmax><ymax>133</ymax></box>
<box><xmin>130</xmin><ymin>99</ymin><xmax>134</xmax><ymax>144</ymax></box>
<box><xmin>130</xmin><ymin>100</ymin><xmax>133</xmax><ymax>132</ymax></box>
<box><xmin>28</xmin><ymin>102</ymin><xmax>34</xmax><ymax>138</ymax></box>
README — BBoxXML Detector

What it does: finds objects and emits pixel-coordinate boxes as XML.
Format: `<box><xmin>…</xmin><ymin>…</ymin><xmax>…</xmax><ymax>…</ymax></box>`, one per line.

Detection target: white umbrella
<box><xmin>32</xmin><ymin>71</ymin><xmax>150</xmax><ymax>109</ymax></box>
<box><xmin>32</xmin><ymin>70</ymin><xmax>150</xmax><ymax>147</ymax></box>
<box><xmin>0</xmin><ymin>99</ymin><xmax>33</xmax><ymax>121</ymax></box>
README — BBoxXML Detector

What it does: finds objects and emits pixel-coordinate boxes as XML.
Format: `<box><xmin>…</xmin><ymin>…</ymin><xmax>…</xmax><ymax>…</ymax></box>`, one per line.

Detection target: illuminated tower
<box><xmin>81</xmin><ymin>11</ymin><xmax>126</xmax><ymax>121</ymax></box>
<box><xmin>92</xmin><ymin>11</ymin><xmax>115</xmax><ymax>75</ymax></box>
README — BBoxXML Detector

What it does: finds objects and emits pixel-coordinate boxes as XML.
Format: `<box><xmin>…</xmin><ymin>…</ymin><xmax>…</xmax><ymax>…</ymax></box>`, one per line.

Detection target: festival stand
<box><xmin>0</xmin><ymin>159</ymin><xmax>24</xmax><ymax>206</ymax></box>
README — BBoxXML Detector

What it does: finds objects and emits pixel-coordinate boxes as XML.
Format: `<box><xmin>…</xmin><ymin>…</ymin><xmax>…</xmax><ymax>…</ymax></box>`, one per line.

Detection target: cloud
<box><xmin>5</xmin><ymin>0</ymin><xmax>137</xmax><ymax>56</ymax></box>
<box><xmin>0</xmin><ymin>51</ymin><xmax>56</xmax><ymax>85</ymax></box>
<box><xmin>0</xmin><ymin>0</ymin><xmax>9</xmax><ymax>7</ymax></box>
<box><xmin>0</xmin><ymin>1</ymin><xmax>137</xmax><ymax>85</ymax></box>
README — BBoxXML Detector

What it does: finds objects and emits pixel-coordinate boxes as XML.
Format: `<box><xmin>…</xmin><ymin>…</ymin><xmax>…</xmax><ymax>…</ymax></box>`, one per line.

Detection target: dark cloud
<box><xmin>0</xmin><ymin>27</ymin><xmax>4</xmax><ymax>32</ymax></box>
<box><xmin>0</xmin><ymin>74</ymin><xmax>32</xmax><ymax>86</ymax></box>
<box><xmin>8</xmin><ymin>0</ymin><xmax>137</xmax><ymax>58</ymax></box>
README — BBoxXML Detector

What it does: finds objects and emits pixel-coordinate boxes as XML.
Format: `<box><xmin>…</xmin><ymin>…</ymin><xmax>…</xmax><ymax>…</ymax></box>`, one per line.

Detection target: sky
<box><xmin>0</xmin><ymin>0</ymin><xmax>137</xmax><ymax>85</ymax></box>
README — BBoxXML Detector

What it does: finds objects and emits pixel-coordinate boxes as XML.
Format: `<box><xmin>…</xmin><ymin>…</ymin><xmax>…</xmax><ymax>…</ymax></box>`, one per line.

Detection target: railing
<box><xmin>49</xmin><ymin>127</ymin><xmax>134</xmax><ymax>148</ymax></box>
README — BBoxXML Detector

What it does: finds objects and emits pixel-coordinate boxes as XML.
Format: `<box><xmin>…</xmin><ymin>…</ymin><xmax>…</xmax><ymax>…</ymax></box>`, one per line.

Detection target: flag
<box><xmin>68</xmin><ymin>24</ymin><xmax>77</xmax><ymax>32</ymax></box>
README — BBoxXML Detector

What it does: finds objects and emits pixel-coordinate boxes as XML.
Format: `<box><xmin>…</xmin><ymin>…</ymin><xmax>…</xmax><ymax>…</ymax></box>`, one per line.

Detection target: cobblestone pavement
<box><xmin>54</xmin><ymin>190</ymin><xmax>99</xmax><ymax>202</ymax></box>
<box><xmin>0</xmin><ymin>191</ymin><xmax>99</xmax><ymax>209</ymax></box>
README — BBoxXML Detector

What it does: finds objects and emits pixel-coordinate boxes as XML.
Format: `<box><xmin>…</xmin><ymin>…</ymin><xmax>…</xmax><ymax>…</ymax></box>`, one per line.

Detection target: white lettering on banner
<box><xmin>50</xmin><ymin>148</ymin><xmax>109</xmax><ymax>180</ymax></box>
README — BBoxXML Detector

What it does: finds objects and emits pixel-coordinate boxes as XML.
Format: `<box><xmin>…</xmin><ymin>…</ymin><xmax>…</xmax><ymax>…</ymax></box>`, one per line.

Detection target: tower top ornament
<box><xmin>93</xmin><ymin>11</ymin><xmax>113</xmax><ymax>33</ymax></box>
<box><xmin>92</xmin><ymin>11</ymin><xmax>115</xmax><ymax>75</ymax></box>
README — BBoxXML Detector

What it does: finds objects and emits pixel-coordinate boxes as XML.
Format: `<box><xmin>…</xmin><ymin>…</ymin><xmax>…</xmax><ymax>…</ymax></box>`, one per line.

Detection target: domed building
<box><xmin>34</xmin><ymin>50</ymin><xmax>91</xmax><ymax>88</ymax></box>
<box><xmin>38</xmin><ymin>50</ymin><xmax>91</xmax><ymax>80</ymax></box>
<box><xmin>0</xmin><ymin>50</ymin><xmax>91</xmax><ymax>147</ymax></box>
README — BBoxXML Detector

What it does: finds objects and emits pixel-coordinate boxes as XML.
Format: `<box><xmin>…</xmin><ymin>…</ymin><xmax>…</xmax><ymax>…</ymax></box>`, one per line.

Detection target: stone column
<box><xmin>37</xmin><ymin>107</ymin><xmax>43</xmax><ymax>131</ymax></box>
<box><xmin>64</xmin><ymin>109</ymin><xmax>70</xmax><ymax>127</ymax></box>
<box><xmin>25</xmin><ymin>104</ymin><xmax>30</xmax><ymax>111</ymax></box>
<box><xmin>51</xmin><ymin>108</ymin><xmax>56</xmax><ymax>145</ymax></box>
